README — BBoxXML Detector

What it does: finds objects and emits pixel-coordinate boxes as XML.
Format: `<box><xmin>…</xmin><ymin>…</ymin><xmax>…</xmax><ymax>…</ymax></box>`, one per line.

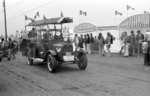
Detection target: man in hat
<box><xmin>136</xmin><ymin>30</ymin><xmax>144</xmax><ymax>56</ymax></box>
<box><xmin>129</xmin><ymin>31</ymin><xmax>136</xmax><ymax>56</ymax></box>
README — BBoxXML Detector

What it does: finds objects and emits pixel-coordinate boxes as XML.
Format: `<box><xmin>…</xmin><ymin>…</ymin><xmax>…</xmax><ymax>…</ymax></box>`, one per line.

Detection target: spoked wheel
<box><xmin>7</xmin><ymin>57</ymin><xmax>11</xmax><ymax>61</ymax></box>
<box><xmin>47</xmin><ymin>55</ymin><xmax>57</xmax><ymax>73</ymax></box>
<box><xmin>27</xmin><ymin>57</ymin><xmax>33</xmax><ymax>65</ymax></box>
<box><xmin>77</xmin><ymin>55</ymin><xmax>88</xmax><ymax>70</ymax></box>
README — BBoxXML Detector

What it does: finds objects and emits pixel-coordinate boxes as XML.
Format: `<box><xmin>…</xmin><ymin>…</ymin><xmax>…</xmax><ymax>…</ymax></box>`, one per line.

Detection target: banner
<box><xmin>115</xmin><ymin>10</ymin><xmax>123</xmax><ymax>16</ymax></box>
<box><xmin>126</xmin><ymin>5</ymin><xmax>135</xmax><ymax>10</ymax></box>
<box><xmin>79</xmin><ymin>10</ymin><xmax>87</xmax><ymax>16</ymax></box>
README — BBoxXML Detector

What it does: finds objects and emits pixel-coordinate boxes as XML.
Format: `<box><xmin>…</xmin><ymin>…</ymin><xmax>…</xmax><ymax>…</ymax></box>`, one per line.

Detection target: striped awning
<box><xmin>74</xmin><ymin>23</ymin><xmax>97</xmax><ymax>33</ymax></box>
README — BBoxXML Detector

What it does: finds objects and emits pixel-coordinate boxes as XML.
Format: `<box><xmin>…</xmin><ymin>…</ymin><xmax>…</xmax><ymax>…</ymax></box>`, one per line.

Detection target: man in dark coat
<box><xmin>129</xmin><ymin>31</ymin><xmax>136</xmax><ymax>56</ymax></box>
<box><xmin>136</xmin><ymin>30</ymin><xmax>144</xmax><ymax>56</ymax></box>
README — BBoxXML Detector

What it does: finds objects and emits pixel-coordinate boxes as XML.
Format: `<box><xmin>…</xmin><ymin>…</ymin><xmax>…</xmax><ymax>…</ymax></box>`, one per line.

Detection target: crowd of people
<box><xmin>72</xmin><ymin>30</ymin><xmax>150</xmax><ymax>59</ymax></box>
<box><xmin>120</xmin><ymin>30</ymin><xmax>144</xmax><ymax>57</ymax></box>
<box><xmin>1</xmin><ymin>30</ymin><xmax>150</xmax><ymax>66</ymax></box>
<box><xmin>73</xmin><ymin>32</ymin><xmax>115</xmax><ymax>56</ymax></box>
<box><xmin>0</xmin><ymin>38</ymin><xmax>18</xmax><ymax>60</ymax></box>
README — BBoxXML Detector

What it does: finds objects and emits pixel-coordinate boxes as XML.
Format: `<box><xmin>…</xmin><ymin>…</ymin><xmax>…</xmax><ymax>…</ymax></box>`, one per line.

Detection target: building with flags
<box><xmin>73</xmin><ymin>13</ymin><xmax>150</xmax><ymax>52</ymax></box>
<box><xmin>119</xmin><ymin>13</ymin><xmax>150</xmax><ymax>34</ymax></box>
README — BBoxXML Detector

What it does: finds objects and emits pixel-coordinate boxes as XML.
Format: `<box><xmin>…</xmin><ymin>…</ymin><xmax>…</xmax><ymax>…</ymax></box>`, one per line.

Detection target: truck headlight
<box><xmin>40</xmin><ymin>51</ymin><xmax>44</xmax><ymax>55</ymax></box>
<box><xmin>56</xmin><ymin>48</ymin><xmax>61</xmax><ymax>53</ymax></box>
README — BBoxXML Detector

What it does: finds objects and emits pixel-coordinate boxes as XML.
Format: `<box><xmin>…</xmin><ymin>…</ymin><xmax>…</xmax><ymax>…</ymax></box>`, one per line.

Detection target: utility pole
<box><xmin>3</xmin><ymin>0</ymin><xmax>8</xmax><ymax>41</ymax></box>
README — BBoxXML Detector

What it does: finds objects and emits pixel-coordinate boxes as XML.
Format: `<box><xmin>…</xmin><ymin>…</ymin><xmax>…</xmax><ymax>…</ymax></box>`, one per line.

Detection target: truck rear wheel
<box><xmin>77</xmin><ymin>55</ymin><xmax>88</xmax><ymax>70</ymax></box>
<box><xmin>27</xmin><ymin>57</ymin><xmax>33</xmax><ymax>65</ymax></box>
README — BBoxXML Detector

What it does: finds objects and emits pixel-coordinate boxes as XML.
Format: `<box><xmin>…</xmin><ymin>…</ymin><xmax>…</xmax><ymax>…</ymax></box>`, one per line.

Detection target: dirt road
<box><xmin>0</xmin><ymin>53</ymin><xmax>150</xmax><ymax>96</ymax></box>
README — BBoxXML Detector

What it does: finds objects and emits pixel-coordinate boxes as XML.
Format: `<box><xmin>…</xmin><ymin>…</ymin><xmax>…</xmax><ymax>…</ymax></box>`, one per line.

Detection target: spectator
<box><xmin>90</xmin><ymin>33</ymin><xmax>94</xmax><ymax>54</ymax></box>
<box><xmin>120</xmin><ymin>32</ymin><xmax>127</xmax><ymax>55</ymax></box>
<box><xmin>8</xmin><ymin>38</ymin><xmax>15</xmax><ymax>59</ymax></box>
<box><xmin>73</xmin><ymin>34</ymin><xmax>79</xmax><ymax>51</ymax></box>
<box><xmin>90</xmin><ymin>33</ymin><xmax>94</xmax><ymax>43</ymax></box>
<box><xmin>86</xmin><ymin>34</ymin><xmax>91</xmax><ymax>54</ymax></box>
<box><xmin>0</xmin><ymin>38</ymin><xmax>5</xmax><ymax>49</ymax></box>
<box><xmin>110</xmin><ymin>33</ymin><xmax>115</xmax><ymax>44</ymax></box>
<box><xmin>78</xmin><ymin>35</ymin><xmax>84</xmax><ymax>49</ymax></box>
<box><xmin>83</xmin><ymin>35</ymin><xmax>87</xmax><ymax>52</ymax></box>
<box><xmin>136</xmin><ymin>30</ymin><xmax>144</xmax><ymax>56</ymax></box>
<box><xmin>124</xmin><ymin>33</ymin><xmax>130</xmax><ymax>57</ymax></box>
<box><xmin>143</xmin><ymin>39</ymin><xmax>149</xmax><ymax>66</ymax></box>
<box><xmin>98</xmin><ymin>33</ymin><xmax>105</xmax><ymax>56</ymax></box>
<box><xmin>129</xmin><ymin>31</ymin><xmax>136</xmax><ymax>56</ymax></box>
<box><xmin>105</xmin><ymin>32</ymin><xmax>112</xmax><ymax>56</ymax></box>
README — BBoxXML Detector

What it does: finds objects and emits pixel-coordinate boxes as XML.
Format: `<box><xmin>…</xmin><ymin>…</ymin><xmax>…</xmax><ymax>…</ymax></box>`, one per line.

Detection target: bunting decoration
<box><xmin>79</xmin><ymin>10</ymin><xmax>87</xmax><ymax>16</ymax></box>
<box><xmin>25</xmin><ymin>15</ymin><xmax>34</xmax><ymax>22</ymax></box>
<box><xmin>126</xmin><ymin>5</ymin><xmax>135</xmax><ymax>10</ymax></box>
<box><xmin>34</xmin><ymin>11</ymin><xmax>40</xmax><ymax>19</ymax></box>
<box><xmin>115</xmin><ymin>10</ymin><xmax>123</xmax><ymax>16</ymax></box>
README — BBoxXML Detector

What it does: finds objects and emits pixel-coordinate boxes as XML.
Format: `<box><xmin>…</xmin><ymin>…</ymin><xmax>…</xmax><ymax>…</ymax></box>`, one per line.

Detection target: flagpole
<box><xmin>114</xmin><ymin>12</ymin><xmax>119</xmax><ymax>38</ymax></box>
<box><xmin>78</xmin><ymin>10</ymin><xmax>81</xmax><ymax>35</ymax></box>
<box><xmin>114</xmin><ymin>11</ymin><xmax>116</xmax><ymax>28</ymax></box>
<box><xmin>127</xmin><ymin>8</ymin><xmax>129</xmax><ymax>33</ymax></box>
<box><xmin>25</xmin><ymin>17</ymin><xmax>27</xmax><ymax>31</ymax></box>
<box><xmin>115</xmin><ymin>10</ymin><xmax>122</xmax><ymax>39</ymax></box>
<box><xmin>117</xmin><ymin>17</ymin><xmax>121</xmax><ymax>40</ymax></box>
<box><xmin>3</xmin><ymin>0</ymin><xmax>8</xmax><ymax>41</ymax></box>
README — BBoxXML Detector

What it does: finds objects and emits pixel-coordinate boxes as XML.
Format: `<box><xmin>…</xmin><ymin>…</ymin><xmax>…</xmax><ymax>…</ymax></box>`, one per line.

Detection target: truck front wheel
<box><xmin>47</xmin><ymin>55</ymin><xmax>57</xmax><ymax>73</ymax></box>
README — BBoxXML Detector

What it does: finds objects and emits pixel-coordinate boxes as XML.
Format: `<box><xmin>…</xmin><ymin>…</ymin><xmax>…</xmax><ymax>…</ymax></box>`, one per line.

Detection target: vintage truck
<box><xmin>20</xmin><ymin>17</ymin><xmax>88</xmax><ymax>73</ymax></box>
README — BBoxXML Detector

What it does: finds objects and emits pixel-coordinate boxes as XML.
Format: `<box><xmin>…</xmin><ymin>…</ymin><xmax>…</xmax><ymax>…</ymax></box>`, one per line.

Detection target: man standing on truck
<box><xmin>73</xmin><ymin>34</ymin><xmax>79</xmax><ymax>51</ymax></box>
<box><xmin>0</xmin><ymin>38</ymin><xmax>5</xmax><ymax>49</ymax></box>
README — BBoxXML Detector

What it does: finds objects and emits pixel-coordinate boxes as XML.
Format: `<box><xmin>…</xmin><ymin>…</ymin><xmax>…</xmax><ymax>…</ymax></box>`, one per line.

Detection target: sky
<box><xmin>0</xmin><ymin>0</ymin><xmax>150</xmax><ymax>36</ymax></box>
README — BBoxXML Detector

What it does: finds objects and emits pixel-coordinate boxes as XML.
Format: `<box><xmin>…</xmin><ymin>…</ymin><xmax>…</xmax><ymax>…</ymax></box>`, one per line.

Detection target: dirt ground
<box><xmin>0</xmin><ymin>53</ymin><xmax>150</xmax><ymax>96</ymax></box>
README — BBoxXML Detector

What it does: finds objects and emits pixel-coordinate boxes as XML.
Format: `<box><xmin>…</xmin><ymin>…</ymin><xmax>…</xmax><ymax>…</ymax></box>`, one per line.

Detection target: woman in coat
<box><xmin>98</xmin><ymin>33</ymin><xmax>105</xmax><ymax>56</ymax></box>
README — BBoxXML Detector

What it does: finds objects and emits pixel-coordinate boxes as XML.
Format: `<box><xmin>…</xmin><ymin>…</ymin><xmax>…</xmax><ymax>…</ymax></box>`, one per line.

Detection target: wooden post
<box><xmin>3</xmin><ymin>0</ymin><xmax>8</xmax><ymax>41</ymax></box>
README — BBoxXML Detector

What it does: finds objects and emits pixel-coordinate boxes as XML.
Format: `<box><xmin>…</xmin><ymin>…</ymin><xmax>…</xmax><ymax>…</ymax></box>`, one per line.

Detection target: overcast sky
<box><xmin>0</xmin><ymin>0</ymin><xmax>150</xmax><ymax>35</ymax></box>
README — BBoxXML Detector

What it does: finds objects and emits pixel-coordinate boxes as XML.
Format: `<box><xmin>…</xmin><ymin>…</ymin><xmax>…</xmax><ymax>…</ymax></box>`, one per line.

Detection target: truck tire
<box><xmin>77</xmin><ymin>55</ymin><xmax>88</xmax><ymax>70</ymax></box>
<box><xmin>47</xmin><ymin>55</ymin><xmax>56</xmax><ymax>73</ymax></box>
<box><xmin>27</xmin><ymin>57</ymin><xmax>33</xmax><ymax>65</ymax></box>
